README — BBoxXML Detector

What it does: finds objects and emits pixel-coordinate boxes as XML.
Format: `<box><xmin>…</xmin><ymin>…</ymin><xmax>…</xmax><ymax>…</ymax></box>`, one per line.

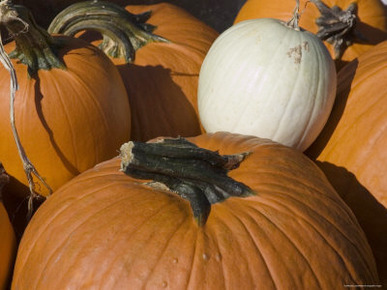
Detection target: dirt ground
<box><xmin>15</xmin><ymin>0</ymin><xmax>247</xmax><ymax>32</ymax></box>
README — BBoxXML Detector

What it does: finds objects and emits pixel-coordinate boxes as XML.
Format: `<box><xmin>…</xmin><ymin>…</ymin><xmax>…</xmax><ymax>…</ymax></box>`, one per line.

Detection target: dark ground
<box><xmin>14</xmin><ymin>0</ymin><xmax>248</xmax><ymax>32</ymax></box>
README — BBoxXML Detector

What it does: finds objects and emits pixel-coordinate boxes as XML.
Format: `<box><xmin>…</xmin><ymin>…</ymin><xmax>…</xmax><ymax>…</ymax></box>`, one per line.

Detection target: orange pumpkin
<box><xmin>12</xmin><ymin>133</ymin><xmax>379</xmax><ymax>288</ymax></box>
<box><xmin>48</xmin><ymin>1</ymin><xmax>219</xmax><ymax>141</ymax></box>
<box><xmin>234</xmin><ymin>0</ymin><xmax>387</xmax><ymax>68</ymax></box>
<box><xmin>0</xmin><ymin>164</ymin><xmax>17</xmax><ymax>290</ymax></box>
<box><xmin>305</xmin><ymin>40</ymin><xmax>387</xmax><ymax>284</ymax></box>
<box><xmin>0</xmin><ymin>4</ymin><xmax>131</xmax><ymax>197</ymax></box>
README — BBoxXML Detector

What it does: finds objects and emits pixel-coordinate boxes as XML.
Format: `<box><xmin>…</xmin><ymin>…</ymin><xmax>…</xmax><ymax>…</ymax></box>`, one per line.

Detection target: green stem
<box><xmin>48</xmin><ymin>0</ymin><xmax>168</xmax><ymax>63</ymax></box>
<box><xmin>0</xmin><ymin>2</ymin><xmax>65</xmax><ymax>76</ymax></box>
<box><xmin>120</xmin><ymin>138</ymin><xmax>255</xmax><ymax>226</ymax></box>
<box><xmin>310</xmin><ymin>0</ymin><xmax>366</xmax><ymax>60</ymax></box>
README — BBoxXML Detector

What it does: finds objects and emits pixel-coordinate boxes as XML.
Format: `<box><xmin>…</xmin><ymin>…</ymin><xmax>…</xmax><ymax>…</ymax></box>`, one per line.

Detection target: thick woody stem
<box><xmin>310</xmin><ymin>0</ymin><xmax>365</xmax><ymax>59</ymax></box>
<box><xmin>120</xmin><ymin>138</ymin><xmax>254</xmax><ymax>226</ymax></box>
<box><xmin>0</xmin><ymin>2</ymin><xmax>65</xmax><ymax>76</ymax></box>
<box><xmin>48</xmin><ymin>0</ymin><xmax>168</xmax><ymax>63</ymax></box>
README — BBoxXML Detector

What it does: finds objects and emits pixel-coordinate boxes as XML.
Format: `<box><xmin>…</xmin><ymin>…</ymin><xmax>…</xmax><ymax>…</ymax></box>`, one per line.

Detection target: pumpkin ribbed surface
<box><xmin>306</xmin><ymin>40</ymin><xmax>387</xmax><ymax>285</ymax></box>
<box><xmin>306</xmin><ymin>40</ymin><xmax>387</xmax><ymax>206</ymax></box>
<box><xmin>12</xmin><ymin>132</ymin><xmax>379</xmax><ymax>289</ymax></box>
<box><xmin>0</xmin><ymin>37</ymin><xmax>131</xmax><ymax>196</ymax></box>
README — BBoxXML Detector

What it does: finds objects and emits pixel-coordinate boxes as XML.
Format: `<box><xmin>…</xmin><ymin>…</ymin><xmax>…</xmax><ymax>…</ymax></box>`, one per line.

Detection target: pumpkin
<box><xmin>198</xmin><ymin>4</ymin><xmax>336</xmax><ymax>152</ymax></box>
<box><xmin>305</xmin><ymin>40</ymin><xmax>387</xmax><ymax>284</ymax></box>
<box><xmin>0</xmin><ymin>3</ymin><xmax>131</xmax><ymax>199</ymax></box>
<box><xmin>48</xmin><ymin>1</ymin><xmax>219</xmax><ymax>141</ymax></box>
<box><xmin>12</xmin><ymin>132</ymin><xmax>379</xmax><ymax>289</ymax></box>
<box><xmin>0</xmin><ymin>164</ymin><xmax>17</xmax><ymax>290</ymax></box>
<box><xmin>234</xmin><ymin>0</ymin><xmax>387</xmax><ymax>68</ymax></box>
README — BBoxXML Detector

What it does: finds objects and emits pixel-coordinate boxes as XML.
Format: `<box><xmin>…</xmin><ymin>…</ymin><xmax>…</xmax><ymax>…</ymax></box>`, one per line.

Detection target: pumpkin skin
<box><xmin>115</xmin><ymin>3</ymin><xmax>218</xmax><ymax>141</ymax></box>
<box><xmin>0</xmin><ymin>166</ymin><xmax>17</xmax><ymax>290</ymax></box>
<box><xmin>234</xmin><ymin>0</ymin><xmax>387</xmax><ymax>67</ymax></box>
<box><xmin>51</xmin><ymin>2</ymin><xmax>219</xmax><ymax>141</ymax></box>
<box><xmin>305</xmin><ymin>40</ymin><xmax>387</xmax><ymax>284</ymax></box>
<box><xmin>0</xmin><ymin>37</ymin><xmax>131</xmax><ymax>197</ymax></box>
<box><xmin>12</xmin><ymin>132</ymin><xmax>379</xmax><ymax>289</ymax></box>
<box><xmin>198</xmin><ymin>18</ymin><xmax>336</xmax><ymax>151</ymax></box>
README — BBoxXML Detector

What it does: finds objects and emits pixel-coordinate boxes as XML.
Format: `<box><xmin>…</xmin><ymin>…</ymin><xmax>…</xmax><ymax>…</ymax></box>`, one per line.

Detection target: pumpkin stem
<box><xmin>310</xmin><ymin>0</ymin><xmax>365</xmax><ymax>60</ymax></box>
<box><xmin>0</xmin><ymin>1</ymin><xmax>52</xmax><ymax>220</ymax></box>
<box><xmin>286</xmin><ymin>0</ymin><xmax>301</xmax><ymax>30</ymax></box>
<box><xmin>47</xmin><ymin>0</ymin><xmax>169</xmax><ymax>63</ymax></box>
<box><xmin>0</xmin><ymin>1</ymin><xmax>65</xmax><ymax>76</ymax></box>
<box><xmin>120</xmin><ymin>137</ymin><xmax>255</xmax><ymax>226</ymax></box>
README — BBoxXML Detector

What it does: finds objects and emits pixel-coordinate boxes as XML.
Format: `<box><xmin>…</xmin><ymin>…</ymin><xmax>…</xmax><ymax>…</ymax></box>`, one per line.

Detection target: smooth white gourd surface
<box><xmin>198</xmin><ymin>18</ymin><xmax>336</xmax><ymax>151</ymax></box>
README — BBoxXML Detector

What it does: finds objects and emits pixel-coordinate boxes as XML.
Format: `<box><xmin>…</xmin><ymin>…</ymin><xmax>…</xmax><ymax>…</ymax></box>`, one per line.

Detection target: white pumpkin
<box><xmin>198</xmin><ymin>15</ymin><xmax>337</xmax><ymax>151</ymax></box>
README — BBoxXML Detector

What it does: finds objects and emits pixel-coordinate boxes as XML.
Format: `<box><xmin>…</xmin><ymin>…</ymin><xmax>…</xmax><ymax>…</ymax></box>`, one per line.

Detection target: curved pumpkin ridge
<box><xmin>239</xmin><ymin>203</ymin><xmax>322</xmax><ymax>288</ymax></box>
<box><xmin>320</xmin><ymin>70</ymin><xmax>384</xmax><ymax>164</ymax></box>
<box><xmin>53</xmin><ymin>201</ymin><xmax>187</xmax><ymax>289</ymax></box>
<box><xmin>222</xmin><ymin>205</ymin><xmax>290</xmax><ymax>288</ymax></box>
<box><xmin>43</xmin><ymin>71</ymin><xmax>103</xmax><ymax>168</ymax></box>
<box><xmin>215</xmin><ymin>209</ymin><xmax>265</xmax><ymax>287</ymax></box>
<box><xmin>238</xmin><ymin>162</ymin><xmax>373</xmax><ymax>267</ymax></box>
<box><xmin>126</xmin><ymin>215</ymin><xmax>194</xmax><ymax>289</ymax></box>
<box><xmin>34</xmin><ymin>190</ymin><xmax>154</xmax><ymax>288</ymax></box>
<box><xmin>237</xmin><ymin>197</ymin><xmax>360</xmax><ymax>287</ymax></box>
<box><xmin>13</xmin><ymin>168</ymin><xmax>125</xmax><ymax>273</ymax></box>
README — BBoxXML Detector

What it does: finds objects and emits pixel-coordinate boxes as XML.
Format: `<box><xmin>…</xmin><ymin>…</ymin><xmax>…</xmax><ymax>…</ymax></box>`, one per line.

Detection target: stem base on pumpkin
<box><xmin>120</xmin><ymin>137</ymin><xmax>254</xmax><ymax>226</ymax></box>
<box><xmin>311</xmin><ymin>0</ymin><xmax>366</xmax><ymax>60</ymax></box>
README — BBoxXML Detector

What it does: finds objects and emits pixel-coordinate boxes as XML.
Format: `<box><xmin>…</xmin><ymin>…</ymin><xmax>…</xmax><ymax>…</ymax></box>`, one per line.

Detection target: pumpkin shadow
<box><xmin>116</xmin><ymin>63</ymin><xmax>201</xmax><ymax>142</ymax></box>
<box><xmin>33</xmin><ymin>76</ymin><xmax>79</xmax><ymax>177</ymax></box>
<box><xmin>316</xmin><ymin>161</ymin><xmax>387</xmax><ymax>284</ymax></box>
<box><xmin>355</xmin><ymin>20</ymin><xmax>387</xmax><ymax>46</ymax></box>
<box><xmin>305</xmin><ymin>59</ymin><xmax>358</xmax><ymax>158</ymax></box>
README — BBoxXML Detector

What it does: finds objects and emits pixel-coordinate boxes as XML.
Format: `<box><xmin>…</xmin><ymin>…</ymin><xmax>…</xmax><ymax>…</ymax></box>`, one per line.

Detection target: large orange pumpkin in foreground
<box><xmin>12</xmin><ymin>133</ymin><xmax>379</xmax><ymax>289</ymax></box>
<box><xmin>0</xmin><ymin>164</ymin><xmax>17</xmax><ymax>289</ymax></box>
<box><xmin>306</xmin><ymin>40</ymin><xmax>387</xmax><ymax>285</ymax></box>
<box><xmin>234</xmin><ymin>0</ymin><xmax>387</xmax><ymax>68</ymax></box>
<box><xmin>49</xmin><ymin>1</ymin><xmax>219</xmax><ymax>141</ymax></box>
